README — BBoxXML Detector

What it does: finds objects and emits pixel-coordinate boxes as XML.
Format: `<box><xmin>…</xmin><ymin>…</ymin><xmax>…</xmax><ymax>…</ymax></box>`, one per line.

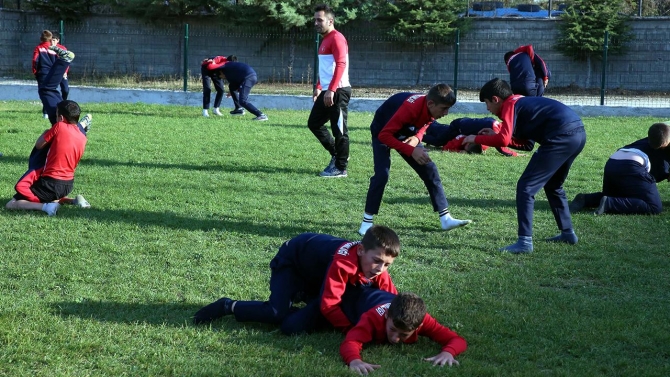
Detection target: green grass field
<box><xmin>1</xmin><ymin>100</ymin><xmax>668</xmax><ymax>377</ymax></box>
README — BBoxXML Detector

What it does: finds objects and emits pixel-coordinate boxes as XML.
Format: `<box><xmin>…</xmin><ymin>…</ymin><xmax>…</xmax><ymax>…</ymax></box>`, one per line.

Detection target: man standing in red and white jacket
<box><xmin>307</xmin><ymin>4</ymin><xmax>352</xmax><ymax>178</ymax></box>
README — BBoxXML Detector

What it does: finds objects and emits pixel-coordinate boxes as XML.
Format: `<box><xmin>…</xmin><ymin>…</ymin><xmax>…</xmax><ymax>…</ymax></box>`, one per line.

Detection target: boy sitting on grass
<box><xmin>193</xmin><ymin>225</ymin><xmax>400</xmax><ymax>335</ymax></box>
<box><xmin>6</xmin><ymin>100</ymin><xmax>90</xmax><ymax>216</ymax></box>
<box><xmin>341</xmin><ymin>290</ymin><xmax>467</xmax><ymax>375</ymax></box>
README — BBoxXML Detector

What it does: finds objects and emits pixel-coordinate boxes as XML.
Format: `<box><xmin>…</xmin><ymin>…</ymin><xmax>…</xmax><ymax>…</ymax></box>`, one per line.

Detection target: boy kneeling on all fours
<box><xmin>341</xmin><ymin>289</ymin><xmax>467</xmax><ymax>375</ymax></box>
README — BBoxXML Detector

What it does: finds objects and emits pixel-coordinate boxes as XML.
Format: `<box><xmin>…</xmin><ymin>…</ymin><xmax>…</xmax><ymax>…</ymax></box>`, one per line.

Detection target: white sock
<box><xmin>440</xmin><ymin>213</ymin><xmax>472</xmax><ymax>231</ymax></box>
<box><xmin>358</xmin><ymin>214</ymin><xmax>374</xmax><ymax>236</ymax></box>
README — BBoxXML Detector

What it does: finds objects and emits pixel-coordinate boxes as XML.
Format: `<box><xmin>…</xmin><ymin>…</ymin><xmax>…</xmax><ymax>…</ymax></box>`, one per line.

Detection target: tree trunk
<box><xmin>585</xmin><ymin>54</ymin><xmax>592</xmax><ymax>88</ymax></box>
<box><xmin>288</xmin><ymin>28</ymin><xmax>296</xmax><ymax>84</ymax></box>
<box><xmin>415</xmin><ymin>44</ymin><xmax>426</xmax><ymax>86</ymax></box>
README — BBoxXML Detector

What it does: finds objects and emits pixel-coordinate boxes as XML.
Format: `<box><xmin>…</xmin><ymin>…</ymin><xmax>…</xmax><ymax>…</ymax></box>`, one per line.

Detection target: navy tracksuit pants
<box><xmin>583</xmin><ymin>159</ymin><xmax>662</xmax><ymax>214</ymax></box>
<box><xmin>516</xmin><ymin>127</ymin><xmax>586</xmax><ymax>237</ymax></box>
<box><xmin>201</xmin><ymin>67</ymin><xmax>225</xmax><ymax>109</ymax></box>
<box><xmin>38</xmin><ymin>58</ymin><xmax>70</xmax><ymax>125</ymax></box>
<box><xmin>229</xmin><ymin>74</ymin><xmax>263</xmax><ymax>117</ymax></box>
<box><xmin>365</xmin><ymin>125</ymin><xmax>448</xmax><ymax>215</ymax></box>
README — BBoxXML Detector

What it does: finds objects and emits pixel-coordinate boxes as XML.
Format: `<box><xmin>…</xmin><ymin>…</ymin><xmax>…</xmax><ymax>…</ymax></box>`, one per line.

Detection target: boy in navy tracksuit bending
<box><xmin>358</xmin><ymin>84</ymin><xmax>472</xmax><ymax>236</ymax></box>
<box><xmin>570</xmin><ymin>122</ymin><xmax>670</xmax><ymax>215</ymax></box>
<box><xmin>504</xmin><ymin>44</ymin><xmax>550</xmax><ymax>97</ymax></box>
<box><xmin>193</xmin><ymin>225</ymin><xmax>399</xmax><ymax>335</ymax></box>
<box><xmin>340</xmin><ymin>289</ymin><xmax>467</xmax><ymax>375</ymax></box>
<box><xmin>206</xmin><ymin>59</ymin><xmax>268</xmax><ymax>121</ymax></box>
<box><xmin>463</xmin><ymin>78</ymin><xmax>586</xmax><ymax>253</ymax></box>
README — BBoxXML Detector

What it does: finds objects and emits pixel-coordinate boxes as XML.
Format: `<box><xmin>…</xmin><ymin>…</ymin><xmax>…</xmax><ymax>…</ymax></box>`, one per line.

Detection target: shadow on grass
<box><xmin>50</xmin><ymin>300</ymin><xmax>201</xmax><ymax>327</ymax></box>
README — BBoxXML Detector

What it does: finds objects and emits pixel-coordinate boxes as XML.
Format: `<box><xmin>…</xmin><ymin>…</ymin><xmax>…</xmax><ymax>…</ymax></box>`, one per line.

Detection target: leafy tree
<box><xmin>25</xmin><ymin>0</ymin><xmax>99</xmax><ymax>21</ymax></box>
<box><xmin>99</xmin><ymin>0</ymin><xmax>230</xmax><ymax>20</ymax></box>
<box><xmin>556</xmin><ymin>0</ymin><xmax>633</xmax><ymax>87</ymax></box>
<box><xmin>375</xmin><ymin>0</ymin><xmax>469</xmax><ymax>85</ymax></box>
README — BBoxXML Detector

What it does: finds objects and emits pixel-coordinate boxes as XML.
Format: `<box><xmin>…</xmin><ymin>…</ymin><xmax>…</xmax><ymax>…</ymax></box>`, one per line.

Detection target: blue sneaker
<box><xmin>499</xmin><ymin>237</ymin><xmax>533</xmax><ymax>254</ymax></box>
<box><xmin>230</xmin><ymin>108</ymin><xmax>245</xmax><ymax>116</ymax></box>
<box><xmin>320</xmin><ymin>165</ymin><xmax>347</xmax><ymax>178</ymax></box>
<box><xmin>252</xmin><ymin>114</ymin><xmax>268</xmax><ymax>121</ymax></box>
<box><xmin>546</xmin><ymin>231</ymin><xmax>578</xmax><ymax>245</ymax></box>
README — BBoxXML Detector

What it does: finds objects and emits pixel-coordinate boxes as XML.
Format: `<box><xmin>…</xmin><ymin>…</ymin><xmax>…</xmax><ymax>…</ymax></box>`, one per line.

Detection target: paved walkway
<box><xmin>2</xmin><ymin>81</ymin><xmax>668</xmax><ymax>118</ymax></box>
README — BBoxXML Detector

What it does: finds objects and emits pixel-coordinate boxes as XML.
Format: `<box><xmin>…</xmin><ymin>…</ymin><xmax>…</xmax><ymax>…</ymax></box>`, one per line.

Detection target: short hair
<box><xmin>388</xmin><ymin>292</ymin><xmax>427</xmax><ymax>331</ymax></box>
<box><xmin>314</xmin><ymin>4</ymin><xmax>335</xmax><ymax>19</ymax></box>
<box><xmin>479</xmin><ymin>78</ymin><xmax>513</xmax><ymax>102</ymax></box>
<box><xmin>226</xmin><ymin>55</ymin><xmax>238</xmax><ymax>62</ymax></box>
<box><xmin>56</xmin><ymin>100</ymin><xmax>81</xmax><ymax>124</ymax></box>
<box><xmin>361</xmin><ymin>225</ymin><xmax>400</xmax><ymax>258</ymax></box>
<box><xmin>503</xmin><ymin>51</ymin><xmax>514</xmax><ymax>64</ymax></box>
<box><xmin>426</xmin><ymin>83</ymin><xmax>457</xmax><ymax>107</ymax></box>
<box><xmin>40</xmin><ymin>30</ymin><xmax>53</xmax><ymax>43</ymax></box>
<box><xmin>464</xmin><ymin>142</ymin><xmax>483</xmax><ymax>154</ymax></box>
<box><xmin>51</xmin><ymin>31</ymin><xmax>61</xmax><ymax>41</ymax></box>
<box><xmin>648</xmin><ymin>122</ymin><xmax>670</xmax><ymax>149</ymax></box>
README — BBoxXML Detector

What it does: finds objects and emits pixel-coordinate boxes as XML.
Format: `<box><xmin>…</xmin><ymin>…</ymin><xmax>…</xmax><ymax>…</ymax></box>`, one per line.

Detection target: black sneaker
<box><xmin>193</xmin><ymin>297</ymin><xmax>234</xmax><ymax>324</ymax></box>
<box><xmin>594</xmin><ymin>196</ymin><xmax>608</xmax><ymax>215</ymax></box>
<box><xmin>569</xmin><ymin>193</ymin><xmax>586</xmax><ymax>213</ymax></box>
<box><xmin>230</xmin><ymin>108</ymin><xmax>245</xmax><ymax>116</ymax></box>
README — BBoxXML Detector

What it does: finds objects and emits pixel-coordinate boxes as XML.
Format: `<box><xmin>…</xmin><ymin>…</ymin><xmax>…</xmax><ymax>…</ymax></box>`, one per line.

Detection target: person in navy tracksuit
<box><xmin>192</xmin><ymin>225</ymin><xmax>400</xmax><ymax>336</ymax></box>
<box><xmin>210</xmin><ymin>60</ymin><xmax>267</xmax><ymax>121</ymax></box>
<box><xmin>50</xmin><ymin>32</ymin><xmax>70</xmax><ymax>102</ymax></box>
<box><xmin>463</xmin><ymin>78</ymin><xmax>586</xmax><ymax>254</ymax></box>
<box><xmin>504</xmin><ymin>44</ymin><xmax>550</xmax><ymax>97</ymax></box>
<box><xmin>357</xmin><ymin>84</ymin><xmax>472</xmax><ymax>236</ymax></box>
<box><xmin>37</xmin><ymin>45</ymin><xmax>75</xmax><ymax>125</ymax></box>
<box><xmin>33</xmin><ymin>30</ymin><xmax>56</xmax><ymax>119</ymax></box>
<box><xmin>570</xmin><ymin>123</ymin><xmax>670</xmax><ymax>215</ymax></box>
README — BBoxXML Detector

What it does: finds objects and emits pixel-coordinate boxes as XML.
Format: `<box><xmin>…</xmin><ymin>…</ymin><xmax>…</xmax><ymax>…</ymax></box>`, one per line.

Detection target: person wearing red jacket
<box><xmin>341</xmin><ymin>291</ymin><xmax>467</xmax><ymax>375</ymax></box>
<box><xmin>32</xmin><ymin>30</ymin><xmax>56</xmax><ymax>119</ymax></box>
<box><xmin>5</xmin><ymin>100</ymin><xmax>88</xmax><ymax>216</ymax></box>
<box><xmin>308</xmin><ymin>4</ymin><xmax>352</xmax><ymax>178</ymax></box>
<box><xmin>462</xmin><ymin>78</ymin><xmax>586</xmax><ymax>253</ymax></box>
<box><xmin>200</xmin><ymin>55</ymin><xmax>229</xmax><ymax>117</ymax></box>
<box><xmin>423</xmin><ymin>117</ymin><xmax>531</xmax><ymax>156</ymax></box>
<box><xmin>193</xmin><ymin>225</ymin><xmax>400</xmax><ymax>335</ymax></box>
<box><xmin>357</xmin><ymin>84</ymin><xmax>471</xmax><ymax>236</ymax></box>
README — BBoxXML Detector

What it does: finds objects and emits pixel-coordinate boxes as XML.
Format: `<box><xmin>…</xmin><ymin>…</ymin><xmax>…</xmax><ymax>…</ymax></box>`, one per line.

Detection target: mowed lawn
<box><xmin>0</xmin><ymin>100</ymin><xmax>668</xmax><ymax>377</ymax></box>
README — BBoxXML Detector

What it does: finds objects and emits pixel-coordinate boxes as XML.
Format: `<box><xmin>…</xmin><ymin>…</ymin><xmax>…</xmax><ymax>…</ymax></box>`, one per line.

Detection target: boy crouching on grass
<box><xmin>193</xmin><ymin>225</ymin><xmax>400</xmax><ymax>335</ymax></box>
<box><xmin>341</xmin><ymin>290</ymin><xmax>467</xmax><ymax>375</ymax></box>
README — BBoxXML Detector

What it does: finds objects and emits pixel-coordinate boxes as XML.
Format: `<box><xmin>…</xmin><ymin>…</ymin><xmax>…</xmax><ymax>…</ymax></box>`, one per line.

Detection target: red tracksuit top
<box><xmin>444</xmin><ymin>121</ymin><xmax>518</xmax><ymax>156</ymax></box>
<box><xmin>378</xmin><ymin>94</ymin><xmax>434</xmax><ymax>157</ymax></box>
<box><xmin>32</xmin><ymin>41</ymin><xmax>56</xmax><ymax>76</ymax></box>
<box><xmin>321</xmin><ymin>241</ymin><xmax>397</xmax><ymax>333</ymax></box>
<box><xmin>340</xmin><ymin>301</ymin><xmax>467</xmax><ymax>365</ymax></box>
<box><xmin>42</xmin><ymin>121</ymin><xmax>88</xmax><ymax>181</ymax></box>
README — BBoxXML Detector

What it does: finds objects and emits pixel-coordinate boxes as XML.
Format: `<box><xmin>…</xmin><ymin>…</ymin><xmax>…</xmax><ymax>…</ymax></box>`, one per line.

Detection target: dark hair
<box><xmin>226</xmin><ymin>55</ymin><xmax>238</xmax><ymax>62</ymax></box>
<box><xmin>388</xmin><ymin>292</ymin><xmax>427</xmax><ymax>331</ymax></box>
<box><xmin>648</xmin><ymin>122</ymin><xmax>670</xmax><ymax>149</ymax></box>
<box><xmin>314</xmin><ymin>4</ymin><xmax>335</xmax><ymax>19</ymax></box>
<box><xmin>361</xmin><ymin>225</ymin><xmax>400</xmax><ymax>258</ymax></box>
<box><xmin>40</xmin><ymin>30</ymin><xmax>53</xmax><ymax>43</ymax></box>
<box><xmin>426</xmin><ymin>83</ymin><xmax>457</xmax><ymax>107</ymax></box>
<box><xmin>503</xmin><ymin>51</ymin><xmax>514</xmax><ymax>64</ymax></box>
<box><xmin>479</xmin><ymin>78</ymin><xmax>513</xmax><ymax>102</ymax></box>
<box><xmin>56</xmin><ymin>100</ymin><xmax>81</xmax><ymax>124</ymax></box>
<box><xmin>51</xmin><ymin>31</ymin><xmax>61</xmax><ymax>41</ymax></box>
<box><xmin>464</xmin><ymin>143</ymin><xmax>483</xmax><ymax>154</ymax></box>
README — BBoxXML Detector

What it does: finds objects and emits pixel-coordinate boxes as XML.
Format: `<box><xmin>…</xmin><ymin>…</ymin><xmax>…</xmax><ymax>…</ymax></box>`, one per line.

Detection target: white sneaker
<box><xmin>213</xmin><ymin>108</ymin><xmax>223</xmax><ymax>116</ymax></box>
<box><xmin>42</xmin><ymin>202</ymin><xmax>60</xmax><ymax>216</ymax></box>
<box><xmin>43</xmin><ymin>113</ymin><xmax>49</xmax><ymax>119</ymax></box>
<box><xmin>358</xmin><ymin>221</ymin><xmax>373</xmax><ymax>236</ymax></box>
<box><xmin>441</xmin><ymin>216</ymin><xmax>472</xmax><ymax>231</ymax></box>
<box><xmin>74</xmin><ymin>195</ymin><xmax>91</xmax><ymax>208</ymax></box>
<box><xmin>202</xmin><ymin>109</ymin><xmax>209</xmax><ymax>117</ymax></box>
<box><xmin>78</xmin><ymin>113</ymin><xmax>93</xmax><ymax>132</ymax></box>
<box><xmin>253</xmin><ymin>114</ymin><xmax>268</xmax><ymax>121</ymax></box>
